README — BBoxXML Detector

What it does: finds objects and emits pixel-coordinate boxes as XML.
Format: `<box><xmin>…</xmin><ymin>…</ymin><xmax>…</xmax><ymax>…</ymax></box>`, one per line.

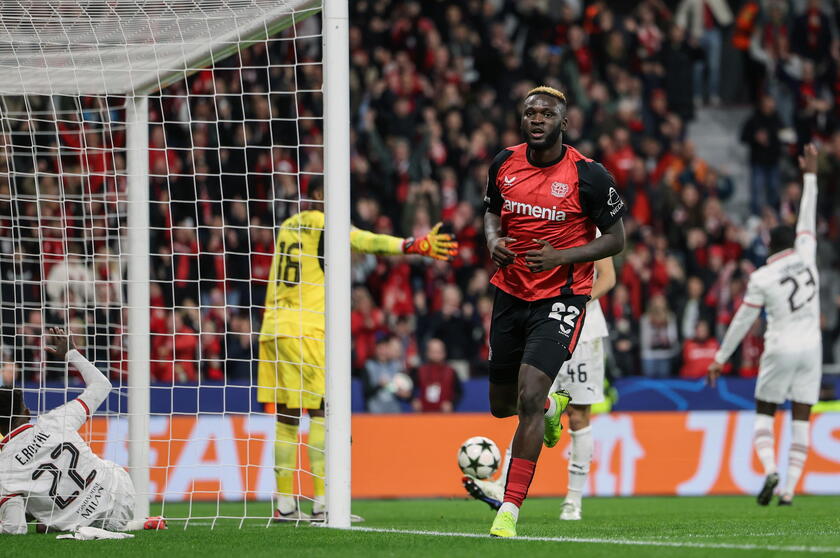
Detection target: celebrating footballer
<box><xmin>483</xmin><ymin>86</ymin><xmax>626</xmax><ymax>538</ymax></box>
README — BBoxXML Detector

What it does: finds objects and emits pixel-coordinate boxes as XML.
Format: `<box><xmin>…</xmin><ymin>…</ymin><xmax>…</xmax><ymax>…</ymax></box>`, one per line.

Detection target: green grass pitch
<box><xmin>9</xmin><ymin>496</ymin><xmax>840</xmax><ymax>557</ymax></box>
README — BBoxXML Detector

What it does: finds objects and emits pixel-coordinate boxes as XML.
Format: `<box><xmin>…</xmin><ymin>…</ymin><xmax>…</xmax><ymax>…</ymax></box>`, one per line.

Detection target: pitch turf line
<box><xmin>351</xmin><ymin>526</ymin><xmax>840</xmax><ymax>554</ymax></box>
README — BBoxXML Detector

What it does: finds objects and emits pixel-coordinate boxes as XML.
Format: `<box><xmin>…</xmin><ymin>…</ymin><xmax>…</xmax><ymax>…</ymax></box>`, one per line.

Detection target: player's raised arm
<box><xmin>707</xmin><ymin>278</ymin><xmax>765</xmax><ymax>387</ymax></box>
<box><xmin>348</xmin><ymin>223</ymin><xmax>458</xmax><ymax>261</ymax></box>
<box><xmin>795</xmin><ymin>143</ymin><xmax>818</xmax><ymax>265</ymax></box>
<box><xmin>43</xmin><ymin>327</ymin><xmax>112</xmax><ymax>426</ymax></box>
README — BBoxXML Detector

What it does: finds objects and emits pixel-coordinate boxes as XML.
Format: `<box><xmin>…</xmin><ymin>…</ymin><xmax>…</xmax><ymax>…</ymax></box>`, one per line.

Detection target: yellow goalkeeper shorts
<box><xmin>257</xmin><ymin>334</ymin><xmax>325</xmax><ymax>409</ymax></box>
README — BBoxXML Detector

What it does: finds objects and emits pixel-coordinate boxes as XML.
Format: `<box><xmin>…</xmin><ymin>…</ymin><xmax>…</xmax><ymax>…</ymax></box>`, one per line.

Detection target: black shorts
<box><xmin>488</xmin><ymin>288</ymin><xmax>588</xmax><ymax>385</ymax></box>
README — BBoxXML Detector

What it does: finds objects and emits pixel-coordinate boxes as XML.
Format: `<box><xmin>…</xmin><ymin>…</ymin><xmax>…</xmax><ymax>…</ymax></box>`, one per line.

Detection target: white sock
<box><xmin>498</xmin><ymin>501</ymin><xmax>519</xmax><ymax>520</ymax></box>
<box><xmin>544</xmin><ymin>395</ymin><xmax>557</xmax><ymax>418</ymax></box>
<box><xmin>783</xmin><ymin>420</ymin><xmax>810</xmax><ymax>498</ymax></box>
<box><xmin>499</xmin><ymin>436</ymin><xmax>513</xmax><ymax>486</ymax></box>
<box><xmin>566</xmin><ymin>425</ymin><xmax>593</xmax><ymax>505</ymax></box>
<box><xmin>753</xmin><ymin>413</ymin><xmax>777</xmax><ymax>476</ymax></box>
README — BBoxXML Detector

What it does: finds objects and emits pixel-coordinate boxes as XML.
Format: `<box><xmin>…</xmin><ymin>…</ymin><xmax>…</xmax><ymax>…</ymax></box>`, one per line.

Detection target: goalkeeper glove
<box><xmin>403</xmin><ymin>222</ymin><xmax>459</xmax><ymax>261</ymax></box>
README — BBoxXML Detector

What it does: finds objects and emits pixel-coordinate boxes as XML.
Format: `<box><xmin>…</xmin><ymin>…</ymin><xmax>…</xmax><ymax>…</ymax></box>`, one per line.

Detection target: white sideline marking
<box><xmin>350</xmin><ymin>526</ymin><xmax>840</xmax><ymax>554</ymax></box>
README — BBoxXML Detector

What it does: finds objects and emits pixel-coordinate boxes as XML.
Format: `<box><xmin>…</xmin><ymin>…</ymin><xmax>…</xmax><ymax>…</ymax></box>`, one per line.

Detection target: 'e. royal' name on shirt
<box><xmin>14</xmin><ymin>431</ymin><xmax>51</xmax><ymax>466</ymax></box>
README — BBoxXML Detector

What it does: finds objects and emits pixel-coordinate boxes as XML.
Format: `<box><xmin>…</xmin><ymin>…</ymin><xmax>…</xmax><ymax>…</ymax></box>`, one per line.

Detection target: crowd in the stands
<box><xmin>1</xmin><ymin>1</ymin><xmax>839</xmax><ymax>415</ymax></box>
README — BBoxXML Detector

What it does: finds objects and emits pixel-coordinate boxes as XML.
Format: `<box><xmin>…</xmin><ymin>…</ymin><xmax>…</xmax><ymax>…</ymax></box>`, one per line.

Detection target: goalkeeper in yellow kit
<box><xmin>258</xmin><ymin>177</ymin><xmax>457</xmax><ymax>522</ymax></box>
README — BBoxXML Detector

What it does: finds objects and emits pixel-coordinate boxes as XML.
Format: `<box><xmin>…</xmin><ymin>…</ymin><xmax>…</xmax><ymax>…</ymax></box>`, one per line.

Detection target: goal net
<box><xmin>0</xmin><ymin>0</ymin><xmax>351</xmax><ymax>528</ymax></box>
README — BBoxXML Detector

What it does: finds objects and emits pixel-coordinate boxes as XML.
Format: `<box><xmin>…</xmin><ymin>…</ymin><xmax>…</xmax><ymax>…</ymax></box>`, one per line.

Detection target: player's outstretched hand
<box><xmin>524</xmin><ymin>239</ymin><xmax>565</xmax><ymax>272</ymax></box>
<box><xmin>799</xmin><ymin>143</ymin><xmax>818</xmax><ymax>174</ymax></box>
<box><xmin>404</xmin><ymin>222</ymin><xmax>459</xmax><ymax>261</ymax></box>
<box><xmin>706</xmin><ymin>361</ymin><xmax>723</xmax><ymax>388</ymax></box>
<box><xmin>44</xmin><ymin>327</ymin><xmax>76</xmax><ymax>360</ymax></box>
<box><xmin>489</xmin><ymin>236</ymin><xmax>517</xmax><ymax>267</ymax></box>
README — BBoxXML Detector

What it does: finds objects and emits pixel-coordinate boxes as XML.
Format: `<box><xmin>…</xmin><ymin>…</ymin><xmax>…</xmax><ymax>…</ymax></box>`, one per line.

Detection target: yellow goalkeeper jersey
<box><xmin>260</xmin><ymin>210</ymin><xmax>404</xmax><ymax>340</ymax></box>
<box><xmin>261</xmin><ymin>210</ymin><xmax>327</xmax><ymax>339</ymax></box>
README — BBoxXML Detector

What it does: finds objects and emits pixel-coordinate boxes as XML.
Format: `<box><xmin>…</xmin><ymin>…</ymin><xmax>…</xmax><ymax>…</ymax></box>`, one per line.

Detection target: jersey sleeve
<box><xmin>37</xmin><ymin>350</ymin><xmax>111</xmax><ymax>433</ymax></box>
<box><xmin>0</xmin><ymin>494</ymin><xmax>26</xmax><ymax>535</ymax></box>
<box><xmin>484</xmin><ymin>149</ymin><xmax>513</xmax><ymax>215</ymax></box>
<box><xmin>714</xmin><ymin>275</ymin><xmax>764</xmax><ymax>364</ymax></box>
<box><xmin>714</xmin><ymin>303</ymin><xmax>762</xmax><ymax>364</ymax></box>
<box><xmin>577</xmin><ymin>161</ymin><xmax>627</xmax><ymax>230</ymax></box>
<box><xmin>742</xmin><ymin>274</ymin><xmax>766</xmax><ymax>309</ymax></box>
<box><xmin>349</xmin><ymin>228</ymin><xmax>405</xmax><ymax>255</ymax></box>
<box><xmin>795</xmin><ymin>173</ymin><xmax>817</xmax><ymax>266</ymax></box>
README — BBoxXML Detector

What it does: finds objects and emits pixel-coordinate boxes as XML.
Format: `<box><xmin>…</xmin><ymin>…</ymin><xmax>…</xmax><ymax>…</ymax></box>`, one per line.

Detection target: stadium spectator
<box><xmin>675</xmin><ymin>0</ymin><xmax>733</xmax><ymax>107</ymax></box>
<box><xmin>741</xmin><ymin>95</ymin><xmax>783</xmax><ymax>214</ymax></box>
<box><xmin>424</xmin><ymin>284</ymin><xmax>479</xmax><ymax>380</ymax></box>
<box><xmin>44</xmin><ymin>246</ymin><xmax>95</xmax><ymax>310</ymax></box>
<box><xmin>351</xmin><ymin>286</ymin><xmax>387</xmax><ymax>373</ymax></box>
<box><xmin>640</xmin><ymin>294</ymin><xmax>680</xmax><ymax>377</ymax></box>
<box><xmin>364</xmin><ymin>335</ymin><xmax>409</xmax><ymax>414</ymax></box>
<box><xmin>676</xmin><ymin>276</ymin><xmax>709</xmax><ymax>339</ymax></box>
<box><xmin>412</xmin><ymin>338</ymin><xmax>458</xmax><ymax>413</ymax></box>
<box><xmin>2</xmin><ymin>0</ymin><xmax>839</xmax><ymax>396</ymax></box>
<box><xmin>679</xmin><ymin>320</ymin><xmax>720</xmax><ymax>378</ymax></box>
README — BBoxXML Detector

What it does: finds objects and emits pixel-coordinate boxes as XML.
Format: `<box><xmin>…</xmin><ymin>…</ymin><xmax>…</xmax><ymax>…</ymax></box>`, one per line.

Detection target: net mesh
<box><xmin>0</xmin><ymin>0</ymin><xmax>326</xmax><ymax>526</ymax></box>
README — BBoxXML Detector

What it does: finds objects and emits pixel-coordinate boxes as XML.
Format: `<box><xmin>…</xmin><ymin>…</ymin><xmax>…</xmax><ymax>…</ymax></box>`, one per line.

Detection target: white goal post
<box><xmin>0</xmin><ymin>0</ymin><xmax>350</xmax><ymax>527</ymax></box>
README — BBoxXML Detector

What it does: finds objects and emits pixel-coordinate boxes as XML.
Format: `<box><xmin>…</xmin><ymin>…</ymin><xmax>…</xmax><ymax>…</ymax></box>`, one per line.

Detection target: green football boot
<box><xmin>543</xmin><ymin>389</ymin><xmax>571</xmax><ymax>448</ymax></box>
<box><xmin>489</xmin><ymin>510</ymin><xmax>517</xmax><ymax>538</ymax></box>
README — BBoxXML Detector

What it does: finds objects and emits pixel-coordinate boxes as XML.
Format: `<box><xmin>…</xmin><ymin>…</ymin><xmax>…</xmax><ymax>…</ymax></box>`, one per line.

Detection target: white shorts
<box><xmin>755</xmin><ymin>348</ymin><xmax>822</xmax><ymax>406</ymax></box>
<box><xmin>90</xmin><ymin>460</ymin><xmax>136</xmax><ymax>531</ymax></box>
<box><xmin>550</xmin><ymin>337</ymin><xmax>605</xmax><ymax>405</ymax></box>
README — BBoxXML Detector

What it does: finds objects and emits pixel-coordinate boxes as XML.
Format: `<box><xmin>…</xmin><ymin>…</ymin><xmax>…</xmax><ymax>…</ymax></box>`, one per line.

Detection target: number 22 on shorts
<box><xmin>548</xmin><ymin>302</ymin><xmax>580</xmax><ymax>336</ymax></box>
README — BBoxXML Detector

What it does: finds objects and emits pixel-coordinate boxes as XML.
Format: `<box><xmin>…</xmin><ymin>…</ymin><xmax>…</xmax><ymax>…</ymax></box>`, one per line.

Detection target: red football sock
<box><xmin>503</xmin><ymin>457</ymin><xmax>537</xmax><ymax>508</ymax></box>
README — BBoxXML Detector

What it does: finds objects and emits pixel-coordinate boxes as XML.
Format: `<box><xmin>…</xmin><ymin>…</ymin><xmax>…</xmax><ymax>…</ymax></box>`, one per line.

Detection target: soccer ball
<box><xmin>457</xmin><ymin>436</ymin><xmax>501</xmax><ymax>479</ymax></box>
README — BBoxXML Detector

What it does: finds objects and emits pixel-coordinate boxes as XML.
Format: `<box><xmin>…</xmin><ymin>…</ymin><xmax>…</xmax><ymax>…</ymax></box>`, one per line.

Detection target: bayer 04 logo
<box><xmin>457</xmin><ymin>436</ymin><xmax>501</xmax><ymax>479</ymax></box>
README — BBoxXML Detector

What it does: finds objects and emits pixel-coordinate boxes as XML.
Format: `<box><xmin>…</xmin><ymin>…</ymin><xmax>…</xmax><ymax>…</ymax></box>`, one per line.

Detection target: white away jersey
<box><xmin>0</xmin><ymin>350</ymin><xmax>132</xmax><ymax>533</ymax></box>
<box><xmin>741</xmin><ymin>171</ymin><xmax>820</xmax><ymax>354</ymax></box>
<box><xmin>0</xmin><ymin>400</ymin><xmax>124</xmax><ymax>531</ymax></box>
<box><xmin>742</xmin><ymin>243</ymin><xmax>820</xmax><ymax>353</ymax></box>
<box><xmin>715</xmin><ymin>173</ymin><xmax>821</xmax><ymax>366</ymax></box>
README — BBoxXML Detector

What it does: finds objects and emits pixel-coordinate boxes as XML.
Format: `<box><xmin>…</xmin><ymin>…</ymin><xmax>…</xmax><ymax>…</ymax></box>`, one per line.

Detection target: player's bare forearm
<box><xmin>797</xmin><ymin>144</ymin><xmax>818</xmax><ymax>235</ymax></box>
<box><xmin>557</xmin><ymin>220</ymin><xmax>625</xmax><ymax>263</ymax></box>
<box><xmin>713</xmin><ymin>303</ymin><xmax>761</xmax><ymax>366</ymax></box>
<box><xmin>485</xmin><ymin>212</ymin><xmax>516</xmax><ymax>267</ymax></box>
<box><xmin>590</xmin><ymin>257</ymin><xmax>616</xmax><ymax>301</ymax></box>
<box><xmin>524</xmin><ymin>220</ymin><xmax>625</xmax><ymax>272</ymax></box>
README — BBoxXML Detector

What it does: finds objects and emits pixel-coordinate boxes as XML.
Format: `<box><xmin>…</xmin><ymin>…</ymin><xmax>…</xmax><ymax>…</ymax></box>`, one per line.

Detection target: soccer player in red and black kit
<box><xmin>484</xmin><ymin>87</ymin><xmax>626</xmax><ymax>537</ymax></box>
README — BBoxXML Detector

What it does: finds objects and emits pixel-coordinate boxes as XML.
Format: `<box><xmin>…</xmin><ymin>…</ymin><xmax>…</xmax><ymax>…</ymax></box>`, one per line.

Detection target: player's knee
<box><xmin>489</xmin><ymin>398</ymin><xmax>516</xmax><ymax>418</ymax></box>
<box><xmin>517</xmin><ymin>384</ymin><xmax>545</xmax><ymax>417</ymax></box>
<box><xmin>568</xmin><ymin>405</ymin><xmax>591</xmax><ymax>431</ymax></box>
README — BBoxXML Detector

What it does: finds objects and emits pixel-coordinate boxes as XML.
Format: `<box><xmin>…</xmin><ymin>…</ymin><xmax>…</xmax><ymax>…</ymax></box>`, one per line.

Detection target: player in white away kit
<box><xmin>551</xmin><ymin>255</ymin><xmax>615</xmax><ymax>520</ymax></box>
<box><xmin>708</xmin><ymin>144</ymin><xmax>822</xmax><ymax>507</ymax></box>
<box><xmin>463</xmin><ymin>257</ymin><xmax>615</xmax><ymax>517</ymax></box>
<box><xmin>0</xmin><ymin>328</ymin><xmax>160</xmax><ymax>534</ymax></box>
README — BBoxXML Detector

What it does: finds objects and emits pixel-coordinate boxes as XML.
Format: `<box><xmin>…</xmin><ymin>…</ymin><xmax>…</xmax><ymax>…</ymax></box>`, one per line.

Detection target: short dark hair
<box><xmin>769</xmin><ymin>225</ymin><xmax>795</xmax><ymax>255</ymax></box>
<box><xmin>307</xmin><ymin>176</ymin><xmax>324</xmax><ymax>200</ymax></box>
<box><xmin>0</xmin><ymin>387</ymin><xmax>24</xmax><ymax>436</ymax></box>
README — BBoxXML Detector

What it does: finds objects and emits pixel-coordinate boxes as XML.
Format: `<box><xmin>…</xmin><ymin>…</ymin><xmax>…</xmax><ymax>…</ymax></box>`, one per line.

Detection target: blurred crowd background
<box><xmin>1</xmin><ymin>0</ymin><xmax>840</xmax><ymax>413</ymax></box>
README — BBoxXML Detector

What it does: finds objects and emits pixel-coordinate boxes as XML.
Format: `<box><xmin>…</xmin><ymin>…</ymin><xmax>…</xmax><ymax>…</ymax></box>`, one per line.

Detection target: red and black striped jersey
<box><xmin>485</xmin><ymin>143</ymin><xmax>626</xmax><ymax>301</ymax></box>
